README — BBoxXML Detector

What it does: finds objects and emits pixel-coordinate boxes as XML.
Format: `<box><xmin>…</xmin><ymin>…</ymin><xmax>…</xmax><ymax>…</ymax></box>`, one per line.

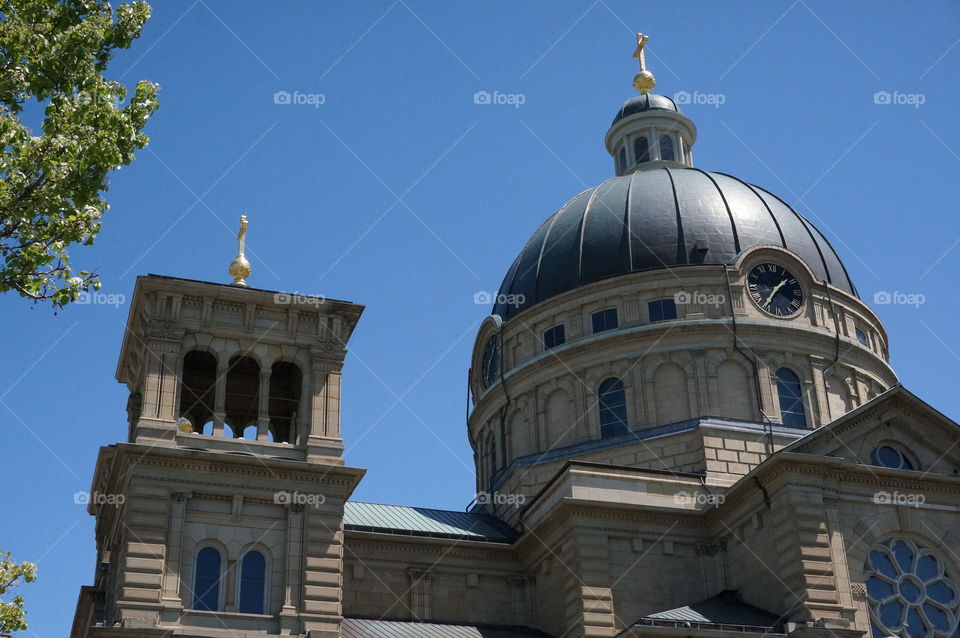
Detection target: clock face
<box><xmin>747</xmin><ymin>263</ymin><xmax>804</xmax><ymax>317</ymax></box>
<box><xmin>480</xmin><ymin>335</ymin><xmax>499</xmax><ymax>388</ymax></box>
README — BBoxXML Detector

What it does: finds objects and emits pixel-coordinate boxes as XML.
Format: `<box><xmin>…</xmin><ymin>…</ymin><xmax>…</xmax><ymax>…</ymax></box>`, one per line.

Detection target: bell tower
<box><xmin>72</xmin><ymin>218</ymin><xmax>366</xmax><ymax>638</ymax></box>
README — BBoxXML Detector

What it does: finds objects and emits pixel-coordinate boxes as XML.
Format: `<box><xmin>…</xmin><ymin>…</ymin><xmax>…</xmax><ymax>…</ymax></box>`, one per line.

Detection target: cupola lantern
<box><xmin>605</xmin><ymin>33</ymin><xmax>697</xmax><ymax>175</ymax></box>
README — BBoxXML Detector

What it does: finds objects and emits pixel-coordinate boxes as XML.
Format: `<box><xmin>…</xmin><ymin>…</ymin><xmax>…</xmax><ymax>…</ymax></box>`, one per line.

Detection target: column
<box><xmin>257</xmin><ymin>370</ymin><xmax>271</xmax><ymax>441</ymax></box>
<box><xmin>143</xmin><ymin>341</ymin><xmax>179</xmax><ymax>421</ymax></box>
<box><xmin>161</xmin><ymin>491</ymin><xmax>191</xmax><ymax>605</ymax></box>
<box><xmin>297</xmin><ymin>372</ymin><xmax>311</xmax><ymax>446</ymax></box>
<box><xmin>824</xmin><ymin>495</ymin><xmax>857</xmax><ymax>626</ymax></box>
<box><xmin>283</xmin><ymin>504</ymin><xmax>304</xmax><ymax>612</ymax></box>
<box><xmin>213</xmin><ymin>360</ymin><xmax>227</xmax><ymax>437</ymax></box>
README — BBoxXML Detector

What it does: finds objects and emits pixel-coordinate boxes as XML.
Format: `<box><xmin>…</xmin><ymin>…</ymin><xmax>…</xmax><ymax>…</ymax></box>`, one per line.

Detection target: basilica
<box><xmin>70</xmin><ymin>34</ymin><xmax>960</xmax><ymax>638</ymax></box>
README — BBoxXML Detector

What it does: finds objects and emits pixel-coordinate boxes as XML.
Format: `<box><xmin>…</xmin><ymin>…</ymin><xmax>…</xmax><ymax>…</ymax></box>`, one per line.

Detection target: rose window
<box><xmin>865</xmin><ymin>538</ymin><xmax>959</xmax><ymax>638</ymax></box>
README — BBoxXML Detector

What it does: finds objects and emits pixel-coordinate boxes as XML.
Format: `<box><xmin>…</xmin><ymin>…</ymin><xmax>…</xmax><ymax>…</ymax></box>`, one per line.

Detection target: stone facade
<box><xmin>69</xmin><ymin>60</ymin><xmax>959</xmax><ymax>638</ymax></box>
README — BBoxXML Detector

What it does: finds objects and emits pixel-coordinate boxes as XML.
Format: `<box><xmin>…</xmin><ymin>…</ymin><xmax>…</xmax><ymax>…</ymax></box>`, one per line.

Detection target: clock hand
<box><xmin>764</xmin><ymin>278</ymin><xmax>788</xmax><ymax>307</ymax></box>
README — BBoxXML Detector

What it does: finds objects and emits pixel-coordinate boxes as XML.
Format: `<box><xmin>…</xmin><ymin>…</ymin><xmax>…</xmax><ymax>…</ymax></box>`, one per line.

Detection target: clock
<box><xmin>747</xmin><ymin>263</ymin><xmax>804</xmax><ymax>317</ymax></box>
<box><xmin>480</xmin><ymin>334</ymin><xmax>500</xmax><ymax>388</ymax></box>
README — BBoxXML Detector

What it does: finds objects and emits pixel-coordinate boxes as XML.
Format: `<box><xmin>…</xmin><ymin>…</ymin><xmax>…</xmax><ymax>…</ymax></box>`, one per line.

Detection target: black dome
<box><xmin>612</xmin><ymin>93</ymin><xmax>681</xmax><ymax>125</ymax></box>
<box><xmin>493</xmin><ymin>167</ymin><xmax>856</xmax><ymax>319</ymax></box>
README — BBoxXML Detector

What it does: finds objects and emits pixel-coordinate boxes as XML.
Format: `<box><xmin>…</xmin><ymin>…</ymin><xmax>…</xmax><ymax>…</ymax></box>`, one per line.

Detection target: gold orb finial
<box><xmin>632</xmin><ymin>32</ymin><xmax>656</xmax><ymax>94</ymax></box>
<box><xmin>229</xmin><ymin>215</ymin><xmax>251</xmax><ymax>286</ymax></box>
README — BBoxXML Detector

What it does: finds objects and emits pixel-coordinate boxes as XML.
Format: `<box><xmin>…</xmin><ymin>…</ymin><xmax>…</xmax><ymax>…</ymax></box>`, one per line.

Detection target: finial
<box><xmin>632</xmin><ymin>32</ymin><xmax>656</xmax><ymax>94</ymax></box>
<box><xmin>229</xmin><ymin>215</ymin><xmax>251</xmax><ymax>287</ymax></box>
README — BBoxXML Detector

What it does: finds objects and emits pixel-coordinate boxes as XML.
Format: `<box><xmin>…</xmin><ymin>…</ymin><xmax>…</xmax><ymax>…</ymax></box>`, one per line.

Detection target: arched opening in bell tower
<box><xmin>179</xmin><ymin>351</ymin><xmax>217</xmax><ymax>434</ymax></box>
<box><xmin>225</xmin><ymin>355</ymin><xmax>259</xmax><ymax>438</ymax></box>
<box><xmin>268</xmin><ymin>361</ymin><xmax>301</xmax><ymax>444</ymax></box>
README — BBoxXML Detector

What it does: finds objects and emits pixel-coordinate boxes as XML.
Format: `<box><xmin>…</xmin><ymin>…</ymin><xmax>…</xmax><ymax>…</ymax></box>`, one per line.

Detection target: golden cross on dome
<box><xmin>631</xmin><ymin>32</ymin><xmax>656</xmax><ymax>94</ymax></box>
<box><xmin>237</xmin><ymin>215</ymin><xmax>248</xmax><ymax>254</ymax></box>
<box><xmin>633</xmin><ymin>33</ymin><xmax>649</xmax><ymax>69</ymax></box>
<box><xmin>229</xmin><ymin>215</ymin><xmax>252</xmax><ymax>286</ymax></box>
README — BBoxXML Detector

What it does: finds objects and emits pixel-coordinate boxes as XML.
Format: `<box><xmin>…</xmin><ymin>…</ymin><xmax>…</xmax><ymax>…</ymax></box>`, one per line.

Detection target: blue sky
<box><xmin>3</xmin><ymin>1</ymin><xmax>960</xmax><ymax>635</ymax></box>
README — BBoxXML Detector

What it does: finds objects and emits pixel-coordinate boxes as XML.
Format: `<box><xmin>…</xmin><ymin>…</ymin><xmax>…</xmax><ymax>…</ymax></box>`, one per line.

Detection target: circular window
<box><xmin>865</xmin><ymin>538</ymin><xmax>959</xmax><ymax>638</ymax></box>
<box><xmin>480</xmin><ymin>334</ymin><xmax>500</xmax><ymax>389</ymax></box>
<box><xmin>871</xmin><ymin>445</ymin><xmax>915</xmax><ymax>470</ymax></box>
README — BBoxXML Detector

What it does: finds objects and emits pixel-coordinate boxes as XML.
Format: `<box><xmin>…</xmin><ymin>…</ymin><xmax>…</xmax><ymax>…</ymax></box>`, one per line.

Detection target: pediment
<box><xmin>785</xmin><ymin>386</ymin><xmax>960</xmax><ymax>477</ymax></box>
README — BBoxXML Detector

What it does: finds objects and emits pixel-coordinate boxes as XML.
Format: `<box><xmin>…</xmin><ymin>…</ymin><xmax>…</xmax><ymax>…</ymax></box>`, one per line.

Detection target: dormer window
<box><xmin>633</xmin><ymin>136</ymin><xmax>650</xmax><ymax>163</ymax></box>
<box><xmin>659</xmin><ymin>134</ymin><xmax>675</xmax><ymax>161</ymax></box>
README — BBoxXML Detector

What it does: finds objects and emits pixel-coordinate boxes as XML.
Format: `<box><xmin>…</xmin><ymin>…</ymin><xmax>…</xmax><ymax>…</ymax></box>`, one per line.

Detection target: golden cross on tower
<box><xmin>632</xmin><ymin>32</ymin><xmax>656</xmax><ymax>94</ymax></box>
<box><xmin>229</xmin><ymin>215</ymin><xmax>252</xmax><ymax>286</ymax></box>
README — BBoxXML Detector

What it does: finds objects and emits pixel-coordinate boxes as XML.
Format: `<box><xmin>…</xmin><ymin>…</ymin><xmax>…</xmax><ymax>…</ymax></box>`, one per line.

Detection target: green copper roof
<box><xmin>343</xmin><ymin>502</ymin><xmax>517</xmax><ymax>543</ymax></box>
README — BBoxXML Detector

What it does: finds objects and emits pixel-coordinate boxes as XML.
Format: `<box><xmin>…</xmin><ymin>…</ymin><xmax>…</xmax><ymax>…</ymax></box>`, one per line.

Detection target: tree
<box><xmin>0</xmin><ymin>0</ymin><xmax>159</xmax><ymax>308</ymax></box>
<box><xmin>0</xmin><ymin>552</ymin><xmax>36</xmax><ymax>634</ymax></box>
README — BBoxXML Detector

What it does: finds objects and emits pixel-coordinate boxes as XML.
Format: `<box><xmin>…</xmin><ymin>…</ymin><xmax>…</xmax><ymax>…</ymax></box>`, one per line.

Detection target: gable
<box><xmin>785</xmin><ymin>386</ymin><xmax>960</xmax><ymax>477</ymax></box>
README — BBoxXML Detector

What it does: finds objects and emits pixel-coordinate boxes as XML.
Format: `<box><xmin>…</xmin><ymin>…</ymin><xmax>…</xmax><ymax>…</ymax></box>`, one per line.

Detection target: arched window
<box><xmin>618</xmin><ymin>146</ymin><xmax>627</xmax><ymax>172</ymax></box>
<box><xmin>659</xmin><ymin>134</ymin><xmax>675</xmax><ymax>161</ymax></box>
<box><xmin>237</xmin><ymin>550</ymin><xmax>267</xmax><ymax>614</ymax></box>
<box><xmin>870</xmin><ymin>445</ymin><xmax>915</xmax><ymax>470</ymax></box>
<box><xmin>193</xmin><ymin>547</ymin><xmax>221</xmax><ymax>611</ymax></box>
<box><xmin>633</xmin><ymin>136</ymin><xmax>650</xmax><ymax>163</ymax></box>
<box><xmin>598</xmin><ymin>378</ymin><xmax>628</xmax><ymax>438</ymax></box>
<box><xmin>776</xmin><ymin>368</ymin><xmax>806</xmax><ymax>427</ymax></box>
